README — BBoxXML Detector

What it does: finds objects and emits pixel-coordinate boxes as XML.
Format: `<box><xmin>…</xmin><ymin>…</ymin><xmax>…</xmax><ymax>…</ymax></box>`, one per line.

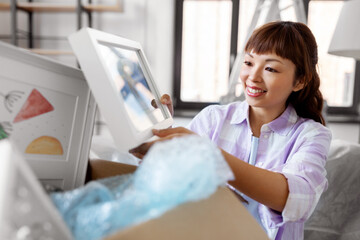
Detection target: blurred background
<box><xmin>0</xmin><ymin>0</ymin><xmax>359</xmax><ymax>142</ymax></box>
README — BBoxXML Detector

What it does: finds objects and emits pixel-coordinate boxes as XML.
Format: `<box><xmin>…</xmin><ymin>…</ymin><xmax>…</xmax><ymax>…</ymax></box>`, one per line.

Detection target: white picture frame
<box><xmin>0</xmin><ymin>41</ymin><xmax>97</xmax><ymax>190</ymax></box>
<box><xmin>0</xmin><ymin>139</ymin><xmax>73</xmax><ymax>239</ymax></box>
<box><xmin>69</xmin><ymin>28</ymin><xmax>173</xmax><ymax>152</ymax></box>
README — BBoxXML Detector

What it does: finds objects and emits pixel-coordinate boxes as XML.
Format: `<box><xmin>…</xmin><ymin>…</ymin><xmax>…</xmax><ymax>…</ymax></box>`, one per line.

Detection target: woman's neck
<box><xmin>249</xmin><ymin>106</ymin><xmax>286</xmax><ymax>137</ymax></box>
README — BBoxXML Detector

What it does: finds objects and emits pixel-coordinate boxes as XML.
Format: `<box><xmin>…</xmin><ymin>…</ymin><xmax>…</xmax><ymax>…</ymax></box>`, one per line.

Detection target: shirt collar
<box><xmin>230</xmin><ymin>101</ymin><xmax>249</xmax><ymax>125</ymax></box>
<box><xmin>267</xmin><ymin>104</ymin><xmax>298</xmax><ymax>136</ymax></box>
<box><xmin>230</xmin><ymin>101</ymin><xmax>298</xmax><ymax>136</ymax></box>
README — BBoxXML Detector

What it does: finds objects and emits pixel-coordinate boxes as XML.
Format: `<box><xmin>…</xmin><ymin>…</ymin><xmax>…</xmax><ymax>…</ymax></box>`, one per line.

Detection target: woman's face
<box><xmin>240</xmin><ymin>51</ymin><xmax>303</xmax><ymax>116</ymax></box>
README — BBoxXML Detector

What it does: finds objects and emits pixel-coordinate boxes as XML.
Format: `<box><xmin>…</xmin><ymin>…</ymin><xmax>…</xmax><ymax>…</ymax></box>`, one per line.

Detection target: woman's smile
<box><xmin>240</xmin><ymin>51</ymin><xmax>304</xmax><ymax>118</ymax></box>
<box><xmin>246</xmin><ymin>86</ymin><xmax>267</xmax><ymax>97</ymax></box>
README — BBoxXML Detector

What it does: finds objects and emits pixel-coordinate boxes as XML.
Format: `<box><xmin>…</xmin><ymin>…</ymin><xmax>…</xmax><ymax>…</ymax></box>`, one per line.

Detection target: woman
<box><xmin>130</xmin><ymin>21</ymin><xmax>332</xmax><ymax>240</ymax></box>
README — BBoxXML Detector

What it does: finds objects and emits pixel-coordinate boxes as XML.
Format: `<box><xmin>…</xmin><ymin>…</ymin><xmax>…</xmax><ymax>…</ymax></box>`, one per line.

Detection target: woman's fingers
<box><xmin>129</xmin><ymin>142</ymin><xmax>153</xmax><ymax>156</ymax></box>
<box><xmin>160</xmin><ymin>94</ymin><xmax>174</xmax><ymax>116</ymax></box>
<box><xmin>160</xmin><ymin>94</ymin><xmax>171</xmax><ymax>105</ymax></box>
<box><xmin>128</xmin><ymin>134</ymin><xmax>172</xmax><ymax>156</ymax></box>
<box><xmin>152</xmin><ymin>127</ymin><xmax>194</xmax><ymax>137</ymax></box>
<box><xmin>150</xmin><ymin>99</ymin><xmax>158</xmax><ymax>109</ymax></box>
<box><xmin>150</xmin><ymin>94</ymin><xmax>174</xmax><ymax>116</ymax></box>
<box><xmin>130</xmin><ymin>152</ymin><xmax>145</xmax><ymax>160</ymax></box>
<box><xmin>129</xmin><ymin>127</ymin><xmax>194</xmax><ymax>158</ymax></box>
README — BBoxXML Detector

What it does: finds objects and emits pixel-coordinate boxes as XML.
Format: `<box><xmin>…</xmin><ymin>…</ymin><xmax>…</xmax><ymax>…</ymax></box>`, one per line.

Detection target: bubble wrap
<box><xmin>51</xmin><ymin>135</ymin><xmax>234</xmax><ymax>240</ymax></box>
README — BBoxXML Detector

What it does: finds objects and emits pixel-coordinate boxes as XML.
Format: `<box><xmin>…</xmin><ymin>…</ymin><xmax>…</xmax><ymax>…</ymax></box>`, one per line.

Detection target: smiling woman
<box><xmin>131</xmin><ymin>21</ymin><xmax>332</xmax><ymax>240</ymax></box>
<box><xmin>240</xmin><ymin>52</ymin><xmax>304</xmax><ymax>134</ymax></box>
<box><xmin>244</xmin><ymin>21</ymin><xmax>325</xmax><ymax>125</ymax></box>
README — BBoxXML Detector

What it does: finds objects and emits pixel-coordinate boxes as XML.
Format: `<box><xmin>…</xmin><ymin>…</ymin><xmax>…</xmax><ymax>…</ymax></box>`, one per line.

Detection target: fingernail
<box><xmin>161</xmin><ymin>96</ymin><xmax>168</xmax><ymax>103</ymax></box>
<box><xmin>152</xmin><ymin>129</ymin><xmax>159</xmax><ymax>134</ymax></box>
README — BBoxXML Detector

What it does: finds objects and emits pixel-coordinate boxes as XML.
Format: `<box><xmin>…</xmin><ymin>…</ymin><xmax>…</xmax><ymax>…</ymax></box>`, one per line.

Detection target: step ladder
<box><xmin>220</xmin><ymin>0</ymin><xmax>307</xmax><ymax>104</ymax></box>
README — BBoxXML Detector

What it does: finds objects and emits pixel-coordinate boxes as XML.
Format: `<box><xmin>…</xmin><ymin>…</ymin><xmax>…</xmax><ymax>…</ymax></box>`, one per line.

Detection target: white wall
<box><xmin>1</xmin><ymin>0</ymin><xmax>358</xmax><ymax>144</ymax></box>
<box><xmin>328</xmin><ymin>123</ymin><xmax>359</xmax><ymax>143</ymax></box>
<box><xmin>0</xmin><ymin>0</ymin><xmax>175</xmax><ymax>95</ymax></box>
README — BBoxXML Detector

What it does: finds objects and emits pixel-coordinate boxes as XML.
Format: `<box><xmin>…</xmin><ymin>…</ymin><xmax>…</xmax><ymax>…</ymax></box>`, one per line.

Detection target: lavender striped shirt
<box><xmin>187</xmin><ymin>101</ymin><xmax>332</xmax><ymax>240</ymax></box>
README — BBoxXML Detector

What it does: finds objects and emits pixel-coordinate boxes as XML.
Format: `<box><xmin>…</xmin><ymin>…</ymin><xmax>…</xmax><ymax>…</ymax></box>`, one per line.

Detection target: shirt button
<box><xmin>264</xmin><ymin>135</ymin><xmax>269</xmax><ymax>139</ymax></box>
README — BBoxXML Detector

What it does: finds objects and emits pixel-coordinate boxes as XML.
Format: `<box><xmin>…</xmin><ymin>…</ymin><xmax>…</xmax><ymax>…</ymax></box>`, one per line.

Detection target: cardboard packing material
<box><xmin>87</xmin><ymin>159</ymin><xmax>269</xmax><ymax>240</ymax></box>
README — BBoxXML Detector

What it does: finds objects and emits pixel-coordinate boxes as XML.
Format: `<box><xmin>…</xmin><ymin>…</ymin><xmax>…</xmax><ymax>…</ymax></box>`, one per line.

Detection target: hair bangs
<box><xmin>244</xmin><ymin>22</ymin><xmax>302</xmax><ymax>65</ymax></box>
<box><xmin>243</xmin><ymin>21</ymin><xmax>325</xmax><ymax>125</ymax></box>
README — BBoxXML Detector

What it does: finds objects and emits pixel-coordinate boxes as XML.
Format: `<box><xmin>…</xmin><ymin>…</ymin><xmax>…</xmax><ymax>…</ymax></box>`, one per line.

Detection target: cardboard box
<box><xmin>88</xmin><ymin>159</ymin><xmax>269</xmax><ymax>240</ymax></box>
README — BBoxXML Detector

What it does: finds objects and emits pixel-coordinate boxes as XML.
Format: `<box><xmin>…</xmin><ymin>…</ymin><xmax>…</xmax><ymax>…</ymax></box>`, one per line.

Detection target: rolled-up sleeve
<box><xmin>271</xmin><ymin>124</ymin><xmax>332</xmax><ymax>226</ymax></box>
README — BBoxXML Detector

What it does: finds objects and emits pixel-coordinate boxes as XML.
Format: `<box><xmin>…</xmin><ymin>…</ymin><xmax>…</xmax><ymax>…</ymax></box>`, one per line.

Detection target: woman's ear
<box><xmin>293</xmin><ymin>78</ymin><xmax>305</xmax><ymax>92</ymax></box>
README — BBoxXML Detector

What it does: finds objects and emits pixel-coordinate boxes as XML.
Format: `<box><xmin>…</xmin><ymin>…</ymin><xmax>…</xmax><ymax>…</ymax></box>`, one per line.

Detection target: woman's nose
<box><xmin>248</xmin><ymin>67</ymin><xmax>262</xmax><ymax>82</ymax></box>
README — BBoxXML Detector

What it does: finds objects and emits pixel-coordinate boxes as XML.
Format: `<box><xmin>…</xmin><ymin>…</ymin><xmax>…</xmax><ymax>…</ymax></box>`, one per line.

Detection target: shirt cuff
<box><xmin>281</xmin><ymin>172</ymin><xmax>320</xmax><ymax>223</ymax></box>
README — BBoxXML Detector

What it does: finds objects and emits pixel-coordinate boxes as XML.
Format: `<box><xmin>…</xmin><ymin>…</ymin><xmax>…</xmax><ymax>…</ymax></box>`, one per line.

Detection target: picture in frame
<box><xmin>69</xmin><ymin>28</ymin><xmax>173</xmax><ymax>152</ymax></box>
<box><xmin>0</xmin><ymin>41</ymin><xmax>97</xmax><ymax>190</ymax></box>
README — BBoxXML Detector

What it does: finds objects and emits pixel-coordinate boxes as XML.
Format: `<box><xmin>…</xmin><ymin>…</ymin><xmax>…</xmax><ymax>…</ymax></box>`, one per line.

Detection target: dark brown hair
<box><xmin>244</xmin><ymin>21</ymin><xmax>325</xmax><ymax>125</ymax></box>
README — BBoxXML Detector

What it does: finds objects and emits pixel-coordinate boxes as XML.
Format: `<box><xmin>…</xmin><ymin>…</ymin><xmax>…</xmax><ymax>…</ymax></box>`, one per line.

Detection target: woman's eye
<box><xmin>244</xmin><ymin>61</ymin><xmax>252</xmax><ymax>66</ymax></box>
<box><xmin>265</xmin><ymin>67</ymin><xmax>278</xmax><ymax>73</ymax></box>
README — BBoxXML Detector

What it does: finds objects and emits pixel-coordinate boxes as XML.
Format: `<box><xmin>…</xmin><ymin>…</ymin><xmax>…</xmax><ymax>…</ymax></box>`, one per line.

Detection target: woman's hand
<box><xmin>160</xmin><ymin>94</ymin><xmax>174</xmax><ymax>116</ymax></box>
<box><xmin>151</xmin><ymin>94</ymin><xmax>174</xmax><ymax>116</ymax></box>
<box><xmin>129</xmin><ymin>127</ymin><xmax>195</xmax><ymax>159</ymax></box>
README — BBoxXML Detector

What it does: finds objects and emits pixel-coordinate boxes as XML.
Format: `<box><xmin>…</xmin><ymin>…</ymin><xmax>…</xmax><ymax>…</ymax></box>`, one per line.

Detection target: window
<box><xmin>307</xmin><ymin>0</ymin><xmax>360</xmax><ymax>115</ymax></box>
<box><xmin>174</xmin><ymin>0</ymin><xmax>239</xmax><ymax>110</ymax></box>
<box><xmin>174</xmin><ymin>0</ymin><xmax>301</xmax><ymax>111</ymax></box>
<box><xmin>174</xmin><ymin>0</ymin><xmax>360</xmax><ymax>117</ymax></box>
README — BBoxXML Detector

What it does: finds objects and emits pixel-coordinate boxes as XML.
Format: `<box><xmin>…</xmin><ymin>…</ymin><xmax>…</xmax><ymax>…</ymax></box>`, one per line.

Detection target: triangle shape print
<box><xmin>13</xmin><ymin>89</ymin><xmax>54</xmax><ymax>123</ymax></box>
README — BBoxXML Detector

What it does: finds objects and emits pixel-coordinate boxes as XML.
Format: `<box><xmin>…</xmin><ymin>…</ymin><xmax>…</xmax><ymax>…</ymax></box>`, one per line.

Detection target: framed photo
<box><xmin>0</xmin><ymin>139</ymin><xmax>73</xmax><ymax>239</ymax></box>
<box><xmin>0</xmin><ymin>41</ymin><xmax>96</xmax><ymax>190</ymax></box>
<box><xmin>69</xmin><ymin>28</ymin><xmax>173</xmax><ymax>152</ymax></box>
